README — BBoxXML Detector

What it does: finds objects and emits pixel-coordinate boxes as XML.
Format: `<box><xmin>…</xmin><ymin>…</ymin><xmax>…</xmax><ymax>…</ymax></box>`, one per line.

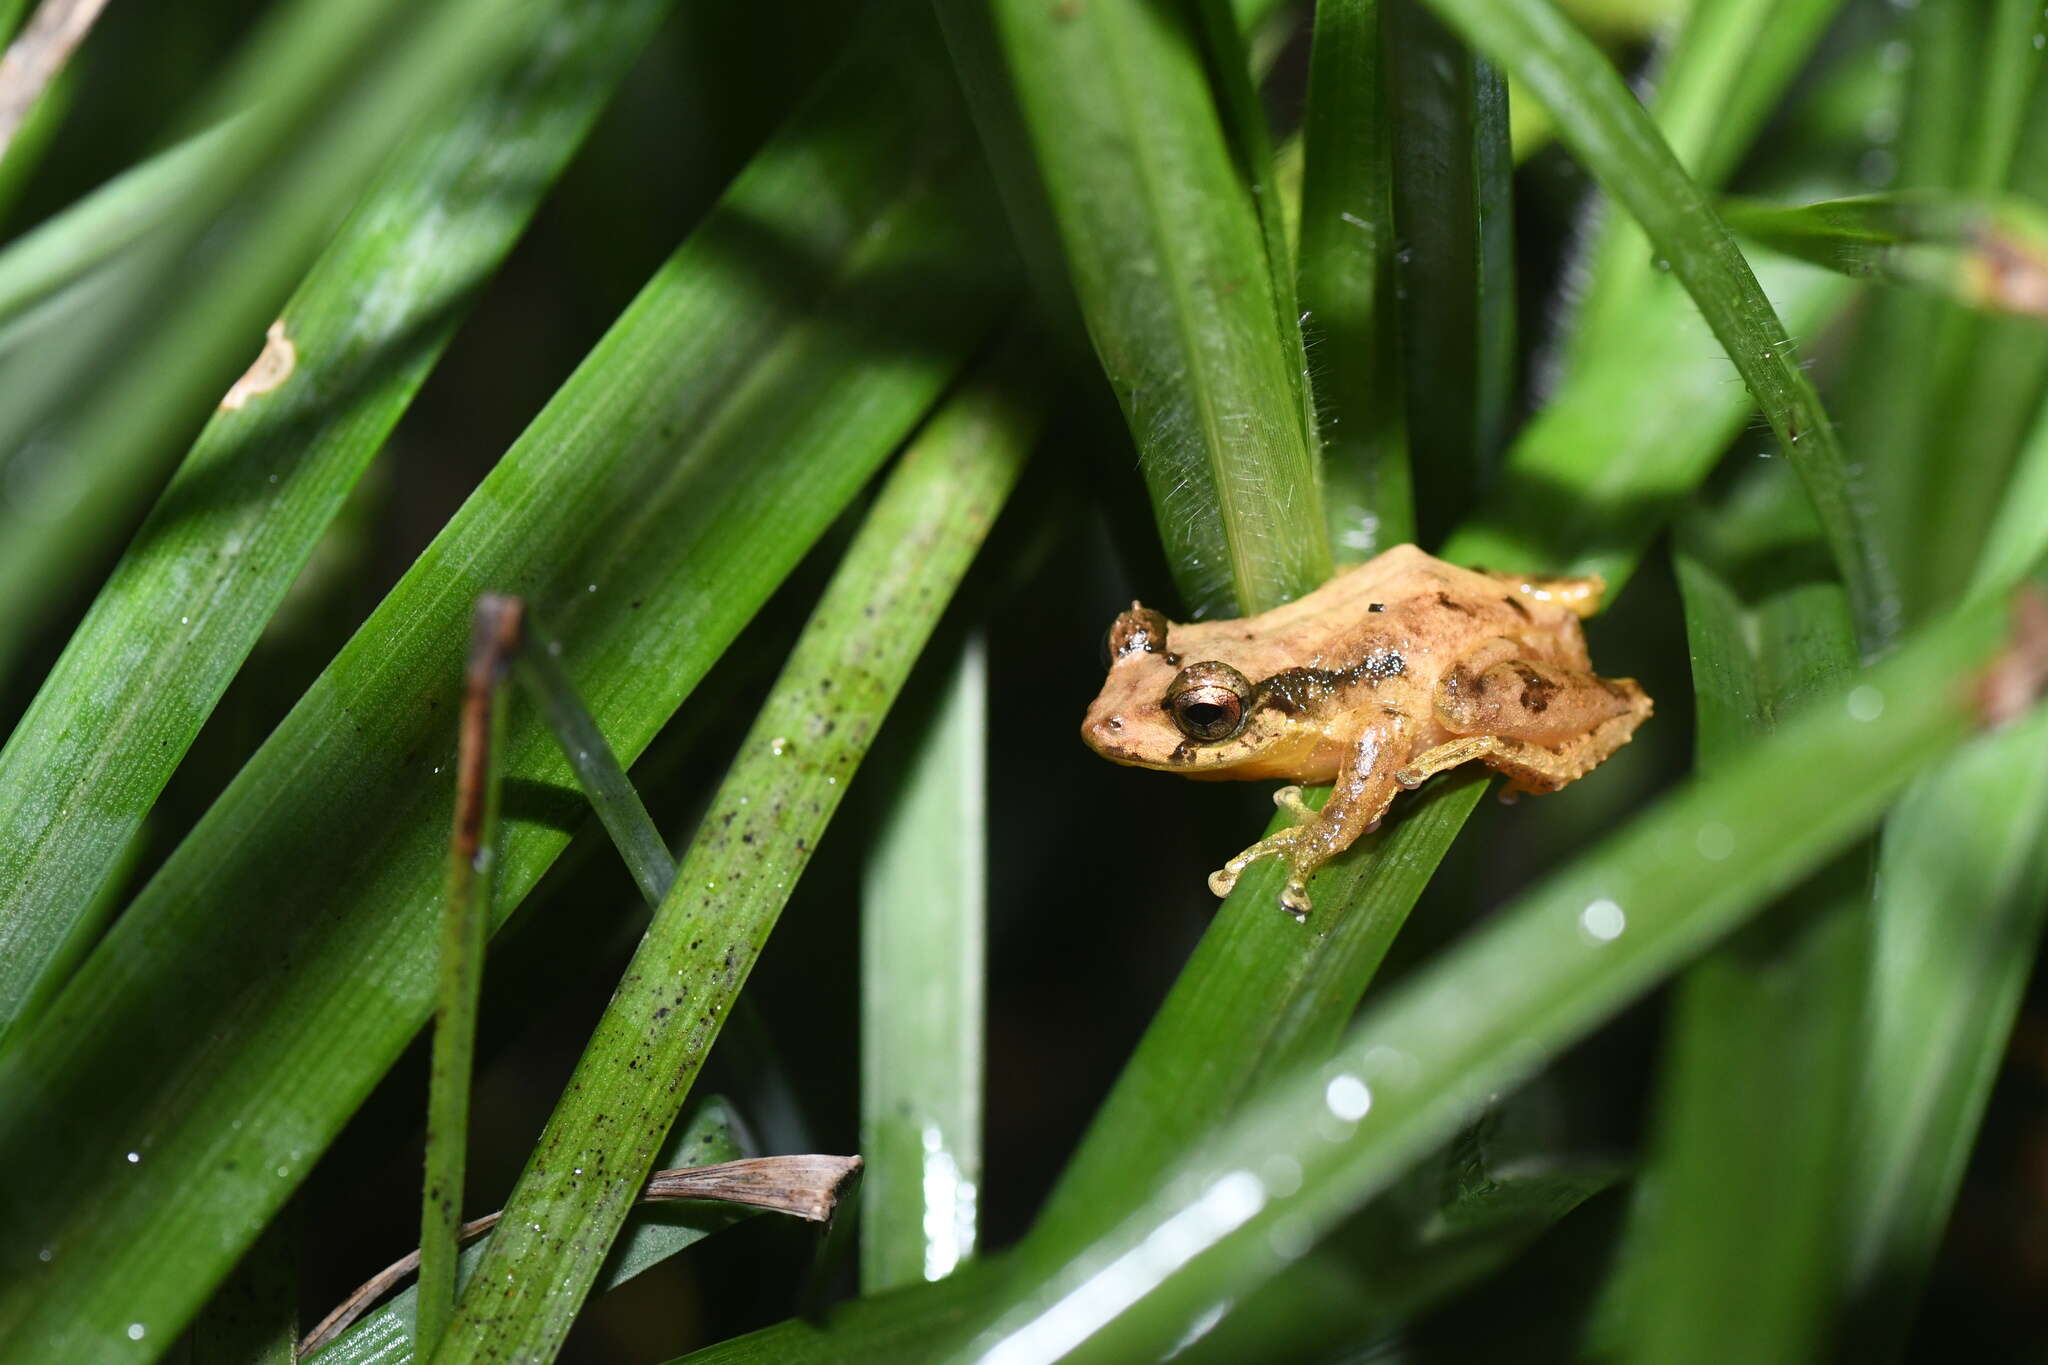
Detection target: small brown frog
<box><xmin>1080</xmin><ymin>544</ymin><xmax>1652</xmax><ymax>917</ymax></box>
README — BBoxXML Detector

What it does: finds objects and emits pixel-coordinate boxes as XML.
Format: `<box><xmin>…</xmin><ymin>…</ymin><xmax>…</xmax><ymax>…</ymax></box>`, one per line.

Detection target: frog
<box><xmin>1080</xmin><ymin>543</ymin><xmax>1652</xmax><ymax>917</ymax></box>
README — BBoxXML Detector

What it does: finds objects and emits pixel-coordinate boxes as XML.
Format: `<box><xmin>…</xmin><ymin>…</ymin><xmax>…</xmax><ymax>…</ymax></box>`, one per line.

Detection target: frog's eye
<box><xmin>1165</xmin><ymin>661</ymin><xmax>1252</xmax><ymax>742</ymax></box>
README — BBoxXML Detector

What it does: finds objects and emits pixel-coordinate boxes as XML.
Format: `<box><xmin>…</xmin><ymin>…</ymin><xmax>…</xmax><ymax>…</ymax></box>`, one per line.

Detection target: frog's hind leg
<box><xmin>1398</xmin><ymin>649</ymin><xmax>1651</xmax><ymax>795</ymax></box>
<box><xmin>1209</xmin><ymin>711</ymin><xmax>1411</xmax><ymax>919</ymax></box>
<box><xmin>1483</xmin><ymin>568</ymin><xmax>1606</xmax><ymax>619</ymax></box>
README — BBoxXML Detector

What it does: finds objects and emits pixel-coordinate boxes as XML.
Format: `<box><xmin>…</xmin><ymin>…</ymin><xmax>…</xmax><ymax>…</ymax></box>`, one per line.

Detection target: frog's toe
<box><xmin>1278</xmin><ymin>875</ymin><xmax>1313</xmax><ymax>918</ymax></box>
<box><xmin>1271</xmin><ymin>784</ymin><xmax>1316</xmax><ymax>822</ymax></box>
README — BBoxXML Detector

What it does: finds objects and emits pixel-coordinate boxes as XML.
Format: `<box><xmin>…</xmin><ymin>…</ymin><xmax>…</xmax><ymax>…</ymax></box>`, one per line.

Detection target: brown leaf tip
<box><xmin>1980</xmin><ymin>585</ymin><xmax>2048</xmax><ymax>728</ymax></box>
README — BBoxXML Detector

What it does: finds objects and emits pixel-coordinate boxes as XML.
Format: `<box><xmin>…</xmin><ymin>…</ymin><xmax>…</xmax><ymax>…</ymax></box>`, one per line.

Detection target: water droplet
<box><xmin>1324</xmin><ymin>1073</ymin><xmax>1372</xmax><ymax>1121</ymax></box>
<box><xmin>37</xmin><ymin>1247</ymin><xmax>52</xmax><ymax>1263</ymax></box>
<box><xmin>1846</xmin><ymin>685</ymin><xmax>1884</xmax><ymax>722</ymax></box>
<box><xmin>179</xmin><ymin>616</ymin><xmax>188</xmax><ymax>625</ymax></box>
<box><xmin>1580</xmin><ymin>898</ymin><xmax>1626</xmax><ymax>942</ymax></box>
<box><xmin>1651</xmin><ymin>257</ymin><xmax>1671</xmax><ymax>273</ymax></box>
<box><xmin>1696</xmin><ymin>822</ymin><xmax>1735</xmax><ymax>861</ymax></box>
<box><xmin>770</xmin><ymin>736</ymin><xmax>788</xmax><ymax>756</ymax></box>
<box><xmin>586</xmin><ymin>583</ymin><xmax>597</xmax><ymax>593</ymax></box>
<box><xmin>127</xmin><ymin>1324</ymin><xmax>146</xmax><ymax>1341</ymax></box>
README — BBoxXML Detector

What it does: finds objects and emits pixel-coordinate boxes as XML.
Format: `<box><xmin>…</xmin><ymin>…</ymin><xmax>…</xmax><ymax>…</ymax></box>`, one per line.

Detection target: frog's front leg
<box><xmin>1207</xmin><ymin>710</ymin><xmax>1411</xmax><ymax>919</ymax></box>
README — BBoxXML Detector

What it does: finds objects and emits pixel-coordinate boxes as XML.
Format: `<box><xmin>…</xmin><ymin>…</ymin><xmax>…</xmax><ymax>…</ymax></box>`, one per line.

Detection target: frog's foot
<box><xmin>1207</xmin><ymin>789</ymin><xmax>1324</xmax><ymax>916</ymax></box>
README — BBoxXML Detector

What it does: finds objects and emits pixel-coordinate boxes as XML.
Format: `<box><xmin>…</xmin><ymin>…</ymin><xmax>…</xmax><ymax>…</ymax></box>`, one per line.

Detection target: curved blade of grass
<box><xmin>1617</xmin><ymin>470</ymin><xmax>1865</xmax><ymax>1365</ymax></box>
<box><xmin>1721</xmin><ymin>192</ymin><xmax>2048</xmax><ymax>317</ymax></box>
<box><xmin>0</xmin><ymin>28</ymin><xmax>1010</xmax><ymax>1358</ymax></box>
<box><xmin>0</xmin><ymin>118</ymin><xmax>232</xmax><ymax>326</ymax></box>
<box><xmin>1564</xmin><ymin>0</ymin><xmax>1845</xmax><ymax>364</ymax></box>
<box><xmin>862</xmin><ymin>635</ymin><xmax>988</xmax><ymax>1291</ymax></box>
<box><xmin>1416</xmin><ymin>0</ymin><xmax>1897</xmax><ymax>650</ymax></box>
<box><xmin>0</xmin><ymin>0</ymin><xmax>533</xmax><ymax>674</ymax></box>
<box><xmin>1843</xmin><ymin>412</ymin><xmax>2048</xmax><ymax>1352</ymax></box>
<box><xmin>984</xmin><ymin>0</ymin><xmax>1327</xmax><ymax>618</ymax></box>
<box><xmin>309</xmin><ymin>1098</ymin><xmax>754</xmax><ymax>1365</ymax></box>
<box><xmin>426</xmin><ymin>336</ymin><xmax>1046</xmax><ymax>1365</ymax></box>
<box><xmin>1385</xmin><ymin>0</ymin><xmax>1515</xmax><ymax>540</ymax></box>
<box><xmin>935</xmin><ymin>586</ymin><xmax>2046</xmax><ymax>1365</ymax></box>
<box><xmin>0</xmin><ymin>0</ymin><xmax>678</xmax><ymax>1064</ymax></box>
<box><xmin>1298</xmin><ymin>0</ymin><xmax>1415</xmax><ymax>556</ymax></box>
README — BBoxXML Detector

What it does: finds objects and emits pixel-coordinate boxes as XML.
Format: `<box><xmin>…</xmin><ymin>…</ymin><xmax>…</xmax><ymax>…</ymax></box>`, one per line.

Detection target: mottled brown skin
<box><xmin>1080</xmin><ymin>544</ymin><xmax>1652</xmax><ymax>916</ymax></box>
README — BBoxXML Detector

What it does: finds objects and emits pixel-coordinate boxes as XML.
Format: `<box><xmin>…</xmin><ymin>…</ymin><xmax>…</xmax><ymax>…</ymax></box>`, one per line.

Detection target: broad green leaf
<box><xmin>0</xmin><ymin>23</ymin><xmax>1010</xmax><ymax>1357</ymax></box>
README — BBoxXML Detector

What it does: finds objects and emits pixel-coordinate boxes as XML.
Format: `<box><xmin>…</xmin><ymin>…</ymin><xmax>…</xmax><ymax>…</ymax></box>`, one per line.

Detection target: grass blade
<box><xmin>415</xmin><ymin>598</ymin><xmax>518</xmax><ymax>1358</ymax></box>
<box><xmin>1616</xmin><ymin>470</ymin><xmax>1864</xmax><ymax>1364</ymax></box>
<box><xmin>1384</xmin><ymin>0</ymin><xmax>1515</xmax><ymax>540</ymax></box>
<box><xmin>1416</xmin><ymin>0</ymin><xmax>1897</xmax><ymax>649</ymax></box>
<box><xmin>426</xmin><ymin>338</ymin><xmax>1047</xmax><ymax>1365</ymax></box>
<box><xmin>1721</xmin><ymin>192</ymin><xmax>2048</xmax><ymax>317</ymax></box>
<box><xmin>1842</xmin><ymin>407</ymin><xmax>2048</xmax><ymax>1350</ymax></box>
<box><xmin>862</xmin><ymin>636</ymin><xmax>988</xmax><ymax>1291</ymax></box>
<box><xmin>984</xmin><ymin>0</ymin><xmax>1327</xmax><ymax>617</ymax></box>
<box><xmin>0</xmin><ymin>0</ymin><xmax>679</xmax><ymax>1034</ymax></box>
<box><xmin>0</xmin><ymin>24</ymin><xmax>1010</xmax><ymax>1355</ymax></box>
<box><xmin>1565</xmin><ymin>0</ymin><xmax>1845</xmax><ymax>362</ymax></box>
<box><xmin>0</xmin><ymin>0</ymin><xmax>530</xmax><ymax>671</ymax></box>
<box><xmin>1298</xmin><ymin>0</ymin><xmax>1415</xmax><ymax>554</ymax></box>
<box><xmin>306</xmin><ymin>1098</ymin><xmax>755</xmax><ymax>1365</ymax></box>
<box><xmin>1447</xmin><ymin>260</ymin><xmax>1849</xmax><ymax>584</ymax></box>
<box><xmin>935</xmin><ymin>584</ymin><xmax>2047</xmax><ymax>1365</ymax></box>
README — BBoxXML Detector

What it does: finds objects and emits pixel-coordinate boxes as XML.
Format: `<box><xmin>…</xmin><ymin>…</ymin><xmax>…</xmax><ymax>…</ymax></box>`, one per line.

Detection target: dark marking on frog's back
<box><xmin>1435</xmin><ymin>591</ymin><xmax>1474</xmax><ymax>616</ymax></box>
<box><xmin>1502</xmin><ymin>595</ymin><xmax>1532</xmax><ymax>621</ymax></box>
<box><xmin>1513</xmin><ymin>663</ymin><xmax>1559</xmax><ymax>712</ymax></box>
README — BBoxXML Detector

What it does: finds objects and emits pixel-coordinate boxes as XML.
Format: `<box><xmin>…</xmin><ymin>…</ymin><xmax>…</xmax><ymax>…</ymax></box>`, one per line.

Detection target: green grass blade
<box><xmin>427</xmin><ymin>338</ymin><xmax>1046</xmax><ymax>1365</ymax></box>
<box><xmin>1384</xmin><ymin>0</ymin><xmax>1515</xmax><ymax>539</ymax></box>
<box><xmin>0</xmin><ymin>118</ymin><xmax>230</xmax><ymax>326</ymax></box>
<box><xmin>1416</xmin><ymin>0</ymin><xmax>1897</xmax><ymax>650</ymax></box>
<box><xmin>1842</xmin><ymin>418</ymin><xmax>2048</xmax><ymax>1351</ymax></box>
<box><xmin>1721</xmin><ymin>191</ymin><xmax>2048</xmax><ymax>317</ymax></box>
<box><xmin>515</xmin><ymin>608</ymin><xmax>677</xmax><ymax>909</ymax></box>
<box><xmin>0</xmin><ymin>0</ymin><xmax>678</xmax><ymax>1034</ymax></box>
<box><xmin>1617</xmin><ymin>471</ymin><xmax>1864</xmax><ymax>1365</ymax></box>
<box><xmin>984</xmin><ymin>0</ymin><xmax>1327</xmax><ymax>617</ymax></box>
<box><xmin>308</xmin><ymin>1098</ymin><xmax>754</xmax><ymax>1365</ymax></box>
<box><xmin>415</xmin><ymin>599</ymin><xmax>517</xmax><ymax>1358</ymax></box>
<box><xmin>180</xmin><ymin>1216</ymin><xmax>297</xmax><ymax>1365</ymax></box>
<box><xmin>0</xmin><ymin>0</ymin><xmax>530</xmax><ymax>673</ymax></box>
<box><xmin>1565</xmin><ymin>0</ymin><xmax>1845</xmax><ymax>362</ymax></box>
<box><xmin>1298</xmin><ymin>0</ymin><xmax>1415</xmax><ymax>555</ymax></box>
<box><xmin>934</xmin><ymin>587</ymin><xmax>2044</xmax><ymax>1365</ymax></box>
<box><xmin>0</xmin><ymin>26</ymin><xmax>1010</xmax><ymax>1356</ymax></box>
<box><xmin>1445</xmin><ymin>256</ymin><xmax>1847</xmax><ymax>585</ymax></box>
<box><xmin>862</xmin><ymin>636</ymin><xmax>988</xmax><ymax>1291</ymax></box>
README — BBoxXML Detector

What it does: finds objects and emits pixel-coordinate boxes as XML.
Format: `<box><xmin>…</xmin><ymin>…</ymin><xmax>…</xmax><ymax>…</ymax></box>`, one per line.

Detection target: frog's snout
<box><xmin>1081</xmin><ymin>706</ymin><xmax>1139</xmax><ymax>763</ymax></box>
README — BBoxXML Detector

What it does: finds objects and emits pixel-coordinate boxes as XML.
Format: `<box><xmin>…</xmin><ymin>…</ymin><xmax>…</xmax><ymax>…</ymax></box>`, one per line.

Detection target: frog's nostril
<box><xmin>1106</xmin><ymin>716</ymin><xmax>1123</xmax><ymax>731</ymax></box>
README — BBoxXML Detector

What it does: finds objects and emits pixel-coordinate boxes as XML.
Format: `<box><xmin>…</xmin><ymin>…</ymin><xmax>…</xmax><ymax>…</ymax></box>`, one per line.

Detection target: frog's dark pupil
<box><xmin>1186</xmin><ymin>702</ymin><xmax>1227</xmax><ymax>731</ymax></box>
